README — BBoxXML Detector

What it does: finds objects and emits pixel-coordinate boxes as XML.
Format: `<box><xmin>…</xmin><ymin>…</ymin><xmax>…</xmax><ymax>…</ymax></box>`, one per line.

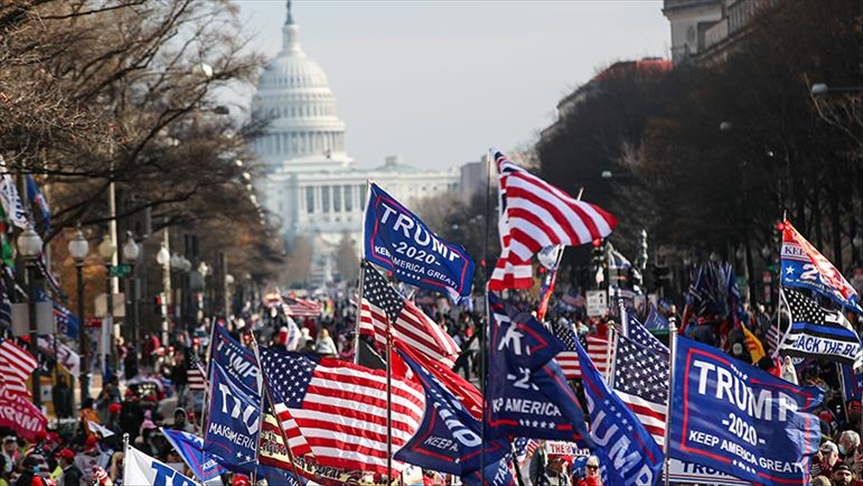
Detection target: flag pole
<box><xmin>662</xmin><ymin>317</ymin><xmax>678</xmax><ymax>486</ymax></box>
<box><xmin>355</xmin><ymin>180</ymin><xmax>372</xmax><ymax>365</ymax></box>
<box><xmin>771</xmin><ymin>212</ymin><xmax>789</xmax><ymax>359</ymax></box>
<box><xmin>480</xmin><ymin>147</ymin><xmax>495</xmax><ymax>484</ymax></box>
<box><xmin>386</xmin><ymin>309</ymin><xmax>393</xmax><ymax>484</ymax></box>
<box><xmin>251</xmin><ymin>340</ymin><xmax>305</xmax><ymax>486</ymax></box>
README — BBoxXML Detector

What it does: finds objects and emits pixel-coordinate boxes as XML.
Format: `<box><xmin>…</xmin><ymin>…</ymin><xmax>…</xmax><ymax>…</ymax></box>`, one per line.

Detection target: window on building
<box><xmin>306</xmin><ymin>186</ymin><xmax>314</xmax><ymax>213</ymax></box>
<box><xmin>333</xmin><ymin>185</ymin><xmax>341</xmax><ymax>212</ymax></box>
<box><xmin>321</xmin><ymin>186</ymin><xmax>330</xmax><ymax>213</ymax></box>
<box><xmin>359</xmin><ymin>184</ymin><xmax>366</xmax><ymax>210</ymax></box>
<box><xmin>344</xmin><ymin>185</ymin><xmax>353</xmax><ymax>211</ymax></box>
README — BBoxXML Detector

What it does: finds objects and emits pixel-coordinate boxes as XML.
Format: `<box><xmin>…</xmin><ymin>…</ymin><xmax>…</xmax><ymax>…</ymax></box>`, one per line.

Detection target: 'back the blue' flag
<box><xmin>212</xmin><ymin>324</ymin><xmax>260</xmax><ymax>393</ymax></box>
<box><xmin>486</xmin><ymin>292</ymin><xmax>593</xmax><ymax>446</ymax></box>
<box><xmin>363</xmin><ymin>182</ymin><xmax>475</xmax><ymax>301</ymax></box>
<box><xmin>574</xmin><ymin>337</ymin><xmax>664</xmax><ymax>485</ymax></box>
<box><xmin>670</xmin><ymin>336</ymin><xmax>823</xmax><ymax>486</ymax></box>
<box><xmin>395</xmin><ymin>349</ymin><xmax>509</xmax><ymax>476</ymax></box>
<box><xmin>204</xmin><ymin>361</ymin><xmax>261</xmax><ymax>471</ymax></box>
<box><xmin>160</xmin><ymin>428</ymin><xmax>226</xmax><ymax>483</ymax></box>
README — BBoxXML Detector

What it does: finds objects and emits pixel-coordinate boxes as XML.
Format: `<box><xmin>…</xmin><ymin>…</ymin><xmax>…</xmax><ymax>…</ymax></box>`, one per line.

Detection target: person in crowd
<box><xmin>2</xmin><ymin>437</ymin><xmax>19</xmax><ymax>476</ymax></box>
<box><xmin>338</xmin><ymin>337</ymin><xmax>355</xmax><ymax>362</ymax></box>
<box><xmin>840</xmin><ymin>431</ymin><xmax>861</xmax><ymax>469</ymax></box>
<box><xmin>92</xmin><ymin>465</ymin><xmax>112</xmax><ymax>486</ymax></box>
<box><xmin>14</xmin><ymin>455</ymin><xmax>47</xmax><ymax>486</ymax></box>
<box><xmin>832</xmin><ymin>463</ymin><xmax>855</xmax><ymax>486</ymax></box>
<box><xmin>534</xmin><ymin>455</ymin><xmax>571</xmax><ymax>486</ymax></box>
<box><xmin>817</xmin><ymin>441</ymin><xmax>843</xmax><ymax>478</ymax></box>
<box><xmin>57</xmin><ymin>448</ymin><xmax>83</xmax><ymax>486</ymax></box>
<box><xmin>96</xmin><ymin>377</ymin><xmax>121</xmax><ymax>423</ymax></box>
<box><xmin>172</xmin><ymin>408</ymin><xmax>195</xmax><ymax>434</ymax></box>
<box><xmin>52</xmin><ymin>376</ymin><xmax>73</xmax><ymax>420</ymax></box>
<box><xmin>108</xmin><ymin>452</ymin><xmax>123</xmax><ymax>486</ymax></box>
<box><xmin>315</xmin><ymin>328</ymin><xmax>337</xmax><ymax>357</ymax></box>
<box><xmin>0</xmin><ymin>455</ymin><xmax>9</xmax><ymax>486</ymax></box>
<box><xmin>576</xmin><ymin>456</ymin><xmax>601</xmax><ymax>486</ymax></box>
<box><xmin>171</xmin><ymin>351</ymin><xmax>188</xmax><ymax>402</ymax></box>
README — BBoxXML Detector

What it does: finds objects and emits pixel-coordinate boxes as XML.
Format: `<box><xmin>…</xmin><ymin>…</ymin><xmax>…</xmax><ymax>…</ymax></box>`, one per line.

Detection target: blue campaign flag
<box><xmin>204</xmin><ymin>361</ymin><xmax>261</xmax><ymax>471</ymax></box>
<box><xmin>461</xmin><ymin>455</ymin><xmax>517</xmax><ymax>486</ymax></box>
<box><xmin>212</xmin><ymin>324</ymin><xmax>260</xmax><ymax>393</ymax></box>
<box><xmin>486</xmin><ymin>292</ymin><xmax>593</xmax><ymax>446</ymax></box>
<box><xmin>363</xmin><ymin>182</ymin><xmax>475</xmax><ymax>301</ymax></box>
<box><xmin>34</xmin><ymin>288</ymin><xmax>78</xmax><ymax>338</ymax></box>
<box><xmin>644</xmin><ymin>304</ymin><xmax>669</xmax><ymax>331</ymax></box>
<box><xmin>670</xmin><ymin>336</ymin><xmax>823</xmax><ymax>486</ymax></box>
<box><xmin>160</xmin><ymin>428</ymin><xmax>227</xmax><ymax>483</ymax></box>
<box><xmin>394</xmin><ymin>349</ymin><xmax>509</xmax><ymax>476</ymax></box>
<box><xmin>573</xmin><ymin>337</ymin><xmax>664</xmax><ymax>485</ymax></box>
<box><xmin>840</xmin><ymin>363</ymin><xmax>863</xmax><ymax>402</ymax></box>
<box><xmin>25</xmin><ymin>175</ymin><xmax>50</xmax><ymax>234</ymax></box>
<box><xmin>781</xmin><ymin>220</ymin><xmax>863</xmax><ymax>313</ymax></box>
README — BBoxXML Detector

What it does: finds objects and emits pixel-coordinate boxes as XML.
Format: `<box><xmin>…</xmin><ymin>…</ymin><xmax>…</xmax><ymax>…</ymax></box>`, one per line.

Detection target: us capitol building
<box><xmin>250</xmin><ymin>3</ymin><xmax>460</xmax><ymax>286</ymax></box>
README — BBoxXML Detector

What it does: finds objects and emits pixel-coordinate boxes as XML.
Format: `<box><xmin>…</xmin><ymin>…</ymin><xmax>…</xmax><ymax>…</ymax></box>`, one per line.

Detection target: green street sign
<box><xmin>109</xmin><ymin>264</ymin><xmax>131</xmax><ymax>277</ymax></box>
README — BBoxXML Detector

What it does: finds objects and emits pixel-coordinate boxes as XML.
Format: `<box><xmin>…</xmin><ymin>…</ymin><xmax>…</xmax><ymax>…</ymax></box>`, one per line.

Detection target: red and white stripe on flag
<box><xmin>0</xmin><ymin>339</ymin><xmax>37</xmax><ymax>398</ymax></box>
<box><xmin>556</xmin><ymin>335</ymin><xmax>611</xmax><ymax>380</ymax></box>
<box><xmin>359</xmin><ymin>298</ymin><xmax>459</xmax><ymax>368</ymax></box>
<box><xmin>489</xmin><ymin>150</ymin><xmax>617</xmax><ymax>291</ymax></box>
<box><xmin>187</xmin><ymin>361</ymin><xmax>207</xmax><ymax>392</ymax></box>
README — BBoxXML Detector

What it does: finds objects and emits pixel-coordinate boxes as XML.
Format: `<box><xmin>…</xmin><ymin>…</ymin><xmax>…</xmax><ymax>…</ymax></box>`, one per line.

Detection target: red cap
<box><xmin>56</xmin><ymin>449</ymin><xmax>74</xmax><ymax>460</ymax></box>
<box><xmin>108</xmin><ymin>403</ymin><xmax>122</xmax><ymax>414</ymax></box>
<box><xmin>232</xmin><ymin>474</ymin><xmax>251</xmax><ymax>486</ymax></box>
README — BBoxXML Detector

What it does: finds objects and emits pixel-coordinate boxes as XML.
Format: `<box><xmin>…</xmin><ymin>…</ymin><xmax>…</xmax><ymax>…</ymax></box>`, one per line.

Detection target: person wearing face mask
<box><xmin>13</xmin><ymin>455</ymin><xmax>47</xmax><ymax>486</ymax></box>
<box><xmin>839</xmin><ymin>431</ymin><xmax>861</xmax><ymax>469</ymax></box>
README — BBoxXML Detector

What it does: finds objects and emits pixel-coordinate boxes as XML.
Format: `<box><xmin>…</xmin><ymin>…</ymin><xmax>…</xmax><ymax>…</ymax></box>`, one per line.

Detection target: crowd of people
<box><xmin>5</xmin><ymin>280</ymin><xmax>863</xmax><ymax>486</ymax></box>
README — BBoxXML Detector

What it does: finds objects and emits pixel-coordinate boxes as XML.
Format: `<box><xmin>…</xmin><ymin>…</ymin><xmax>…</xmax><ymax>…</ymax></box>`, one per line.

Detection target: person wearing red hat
<box><xmin>56</xmin><ymin>449</ymin><xmax>82</xmax><ymax>486</ymax></box>
<box><xmin>232</xmin><ymin>474</ymin><xmax>250</xmax><ymax>486</ymax></box>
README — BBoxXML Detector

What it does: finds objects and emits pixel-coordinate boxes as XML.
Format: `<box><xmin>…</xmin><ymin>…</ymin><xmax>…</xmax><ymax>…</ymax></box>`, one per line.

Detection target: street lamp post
<box><xmin>68</xmin><ymin>228</ymin><xmax>90</xmax><ymax>403</ymax></box>
<box><xmin>122</xmin><ymin>232</ymin><xmax>140</xmax><ymax>350</ymax></box>
<box><xmin>17</xmin><ymin>228</ymin><xmax>43</xmax><ymax>407</ymax></box>
<box><xmin>156</xmin><ymin>243</ymin><xmax>171</xmax><ymax>350</ymax></box>
<box><xmin>98</xmin><ymin>234</ymin><xmax>116</xmax><ymax>376</ymax></box>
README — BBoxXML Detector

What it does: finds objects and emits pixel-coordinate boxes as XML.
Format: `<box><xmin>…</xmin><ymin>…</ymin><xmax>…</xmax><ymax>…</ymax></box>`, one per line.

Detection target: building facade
<box><xmin>251</xmin><ymin>4</ymin><xmax>459</xmax><ymax>286</ymax></box>
<box><xmin>662</xmin><ymin>0</ymin><xmax>778</xmax><ymax>65</ymax></box>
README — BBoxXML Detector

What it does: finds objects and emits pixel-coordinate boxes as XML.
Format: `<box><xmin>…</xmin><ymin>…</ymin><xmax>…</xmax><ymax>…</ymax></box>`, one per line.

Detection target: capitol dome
<box><xmin>251</xmin><ymin>2</ymin><xmax>352</xmax><ymax>172</ymax></box>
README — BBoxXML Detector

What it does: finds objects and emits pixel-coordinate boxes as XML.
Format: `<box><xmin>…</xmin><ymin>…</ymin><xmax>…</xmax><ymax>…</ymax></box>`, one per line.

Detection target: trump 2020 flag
<box><xmin>124</xmin><ymin>445</ymin><xmax>197</xmax><ymax>486</ymax></box>
<box><xmin>212</xmin><ymin>323</ymin><xmax>260</xmax><ymax>393</ymax></box>
<box><xmin>574</xmin><ymin>337</ymin><xmax>664</xmax><ymax>485</ymax></box>
<box><xmin>161</xmin><ymin>428</ymin><xmax>226</xmax><ymax>483</ymax></box>
<box><xmin>394</xmin><ymin>348</ymin><xmax>509</xmax><ymax>476</ymax></box>
<box><xmin>486</xmin><ymin>292</ymin><xmax>593</xmax><ymax>446</ymax></box>
<box><xmin>781</xmin><ymin>219</ymin><xmax>862</xmax><ymax>313</ymax></box>
<box><xmin>670</xmin><ymin>336</ymin><xmax>823</xmax><ymax>486</ymax></box>
<box><xmin>204</xmin><ymin>361</ymin><xmax>260</xmax><ymax>470</ymax></box>
<box><xmin>363</xmin><ymin>182</ymin><xmax>475</xmax><ymax>301</ymax></box>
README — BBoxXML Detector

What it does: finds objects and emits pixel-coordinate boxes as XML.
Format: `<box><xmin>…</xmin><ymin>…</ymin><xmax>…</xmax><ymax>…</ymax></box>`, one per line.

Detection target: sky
<box><xmin>235</xmin><ymin>0</ymin><xmax>670</xmax><ymax>171</ymax></box>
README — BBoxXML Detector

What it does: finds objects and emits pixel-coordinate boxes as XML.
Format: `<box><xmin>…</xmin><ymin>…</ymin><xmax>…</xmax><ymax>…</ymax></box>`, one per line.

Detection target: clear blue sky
<box><xmin>235</xmin><ymin>0</ymin><xmax>670</xmax><ymax>170</ymax></box>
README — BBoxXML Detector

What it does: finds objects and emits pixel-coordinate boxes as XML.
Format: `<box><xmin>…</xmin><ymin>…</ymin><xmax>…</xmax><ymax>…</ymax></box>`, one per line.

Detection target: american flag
<box><xmin>489</xmin><ymin>150</ymin><xmax>618</xmax><ymax>291</ymax></box>
<box><xmin>513</xmin><ymin>438</ymin><xmax>539</xmax><ymax>466</ymax></box>
<box><xmin>187</xmin><ymin>354</ymin><xmax>207</xmax><ymax>392</ymax></box>
<box><xmin>550</xmin><ymin>320</ymin><xmax>611</xmax><ymax>380</ymax></box>
<box><xmin>283</xmin><ymin>297</ymin><xmax>321</xmax><ymax>318</ymax></box>
<box><xmin>259</xmin><ymin>347</ymin><xmax>425</xmax><ymax>476</ymax></box>
<box><xmin>0</xmin><ymin>338</ymin><xmax>37</xmax><ymax>398</ymax></box>
<box><xmin>359</xmin><ymin>260</ymin><xmax>459</xmax><ymax>367</ymax></box>
<box><xmin>611</xmin><ymin>334</ymin><xmax>668</xmax><ymax>448</ymax></box>
<box><xmin>625</xmin><ymin>314</ymin><xmax>669</xmax><ymax>357</ymax></box>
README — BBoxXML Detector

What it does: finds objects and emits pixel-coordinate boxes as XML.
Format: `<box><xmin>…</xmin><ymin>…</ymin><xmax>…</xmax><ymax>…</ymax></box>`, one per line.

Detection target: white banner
<box><xmin>124</xmin><ymin>445</ymin><xmax>197</xmax><ymax>486</ymax></box>
<box><xmin>667</xmin><ymin>456</ymin><xmax>753</xmax><ymax>485</ymax></box>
